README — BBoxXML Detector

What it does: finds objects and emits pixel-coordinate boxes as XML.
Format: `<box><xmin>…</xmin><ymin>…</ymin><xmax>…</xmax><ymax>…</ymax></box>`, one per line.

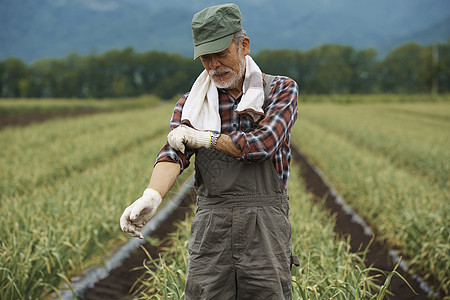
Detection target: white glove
<box><xmin>167</xmin><ymin>124</ymin><xmax>211</xmax><ymax>153</ymax></box>
<box><xmin>120</xmin><ymin>188</ymin><xmax>162</xmax><ymax>239</ymax></box>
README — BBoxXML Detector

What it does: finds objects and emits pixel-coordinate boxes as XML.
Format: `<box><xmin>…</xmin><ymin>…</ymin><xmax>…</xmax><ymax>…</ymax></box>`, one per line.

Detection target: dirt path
<box><xmin>0</xmin><ymin>111</ymin><xmax>102</xmax><ymax>130</ymax></box>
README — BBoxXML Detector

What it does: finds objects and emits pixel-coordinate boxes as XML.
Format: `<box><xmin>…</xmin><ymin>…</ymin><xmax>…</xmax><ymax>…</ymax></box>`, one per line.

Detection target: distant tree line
<box><xmin>1</xmin><ymin>41</ymin><xmax>449</xmax><ymax>99</ymax></box>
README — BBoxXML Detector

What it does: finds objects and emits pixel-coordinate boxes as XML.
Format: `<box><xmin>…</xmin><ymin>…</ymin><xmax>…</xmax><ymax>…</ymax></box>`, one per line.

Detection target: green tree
<box><xmin>0</xmin><ymin>57</ymin><xmax>27</xmax><ymax>97</ymax></box>
<box><xmin>255</xmin><ymin>49</ymin><xmax>304</xmax><ymax>84</ymax></box>
<box><xmin>433</xmin><ymin>41</ymin><xmax>450</xmax><ymax>93</ymax></box>
<box><xmin>378</xmin><ymin>42</ymin><xmax>426</xmax><ymax>93</ymax></box>
<box><xmin>1</xmin><ymin>41</ymin><xmax>447</xmax><ymax>99</ymax></box>
<box><xmin>136</xmin><ymin>51</ymin><xmax>201</xmax><ymax>99</ymax></box>
<box><xmin>348</xmin><ymin>48</ymin><xmax>378</xmax><ymax>94</ymax></box>
<box><xmin>305</xmin><ymin>45</ymin><xmax>356</xmax><ymax>94</ymax></box>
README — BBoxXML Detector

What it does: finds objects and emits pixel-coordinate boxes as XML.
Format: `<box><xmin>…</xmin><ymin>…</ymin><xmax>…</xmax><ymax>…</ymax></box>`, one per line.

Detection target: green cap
<box><xmin>191</xmin><ymin>3</ymin><xmax>242</xmax><ymax>59</ymax></box>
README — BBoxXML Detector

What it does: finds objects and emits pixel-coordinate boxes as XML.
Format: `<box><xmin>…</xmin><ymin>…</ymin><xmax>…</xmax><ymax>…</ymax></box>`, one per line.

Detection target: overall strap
<box><xmin>264</xmin><ymin>74</ymin><xmax>276</xmax><ymax>100</ymax></box>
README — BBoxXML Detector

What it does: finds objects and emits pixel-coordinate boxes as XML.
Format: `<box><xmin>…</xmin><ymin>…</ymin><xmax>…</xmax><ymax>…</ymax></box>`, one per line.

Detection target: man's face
<box><xmin>200</xmin><ymin>37</ymin><xmax>250</xmax><ymax>90</ymax></box>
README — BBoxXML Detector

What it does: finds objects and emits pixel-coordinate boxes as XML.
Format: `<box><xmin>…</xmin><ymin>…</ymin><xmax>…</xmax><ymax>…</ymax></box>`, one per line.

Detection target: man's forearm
<box><xmin>148</xmin><ymin>161</ymin><xmax>181</xmax><ymax>198</ymax></box>
<box><xmin>216</xmin><ymin>134</ymin><xmax>242</xmax><ymax>158</ymax></box>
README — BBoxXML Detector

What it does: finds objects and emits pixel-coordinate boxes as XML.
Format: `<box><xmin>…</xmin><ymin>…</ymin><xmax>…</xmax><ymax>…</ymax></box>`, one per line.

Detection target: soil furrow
<box><xmin>291</xmin><ymin>144</ymin><xmax>437</xmax><ymax>299</ymax></box>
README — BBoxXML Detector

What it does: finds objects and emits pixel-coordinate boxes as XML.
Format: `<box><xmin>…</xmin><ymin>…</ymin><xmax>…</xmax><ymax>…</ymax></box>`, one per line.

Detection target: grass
<box><xmin>1</xmin><ymin>107</ymin><xmax>167</xmax><ymax>196</ymax></box>
<box><xmin>298</xmin><ymin>102</ymin><xmax>449</xmax><ymax>188</ymax></box>
<box><xmin>291</xmin><ymin>100</ymin><xmax>450</xmax><ymax>295</ymax></box>
<box><xmin>0</xmin><ymin>102</ymin><xmax>191</xmax><ymax>299</ymax></box>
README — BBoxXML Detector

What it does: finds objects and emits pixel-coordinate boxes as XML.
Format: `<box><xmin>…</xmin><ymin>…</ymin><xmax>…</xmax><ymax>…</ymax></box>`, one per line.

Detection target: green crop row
<box><xmin>0</xmin><ymin>103</ymin><xmax>173</xmax><ymax>196</ymax></box>
<box><xmin>131</xmin><ymin>162</ymin><xmax>398</xmax><ymax>299</ymax></box>
<box><xmin>300</xmin><ymin>102</ymin><xmax>449</xmax><ymax>188</ymax></box>
<box><xmin>0</xmin><ymin>103</ymin><xmax>191</xmax><ymax>299</ymax></box>
<box><xmin>291</xmin><ymin>101</ymin><xmax>450</xmax><ymax>295</ymax></box>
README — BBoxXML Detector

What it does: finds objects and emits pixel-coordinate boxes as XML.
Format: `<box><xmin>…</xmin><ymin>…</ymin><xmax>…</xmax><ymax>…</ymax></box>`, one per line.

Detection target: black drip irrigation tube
<box><xmin>291</xmin><ymin>144</ymin><xmax>441</xmax><ymax>299</ymax></box>
<box><xmin>49</xmin><ymin>177</ymin><xmax>195</xmax><ymax>300</ymax></box>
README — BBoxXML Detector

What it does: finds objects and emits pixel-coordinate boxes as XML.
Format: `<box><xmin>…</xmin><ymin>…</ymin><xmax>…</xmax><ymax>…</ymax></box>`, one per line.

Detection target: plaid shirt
<box><xmin>155</xmin><ymin>74</ymin><xmax>299</xmax><ymax>190</ymax></box>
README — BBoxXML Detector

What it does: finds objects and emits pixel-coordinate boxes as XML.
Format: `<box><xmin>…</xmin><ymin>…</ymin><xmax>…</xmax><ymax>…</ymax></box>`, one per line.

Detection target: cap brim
<box><xmin>193</xmin><ymin>34</ymin><xmax>234</xmax><ymax>60</ymax></box>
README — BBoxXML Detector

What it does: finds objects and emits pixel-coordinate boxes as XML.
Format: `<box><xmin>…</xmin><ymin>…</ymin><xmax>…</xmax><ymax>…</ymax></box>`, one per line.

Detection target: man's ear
<box><xmin>241</xmin><ymin>36</ymin><xmax>250</xmax><ymax>56</ymax></box>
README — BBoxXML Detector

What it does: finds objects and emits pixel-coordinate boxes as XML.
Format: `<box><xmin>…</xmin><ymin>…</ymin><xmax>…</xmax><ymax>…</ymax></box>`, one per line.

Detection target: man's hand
<box><xmin>167</xmin><ymin>125</ymin><xmax>211</xmax><ymax>153</ymax></box>
<box><xmin>120</xmin><ymin>188</ymin><xmax>162</xmax><ymax>239</ymax></box>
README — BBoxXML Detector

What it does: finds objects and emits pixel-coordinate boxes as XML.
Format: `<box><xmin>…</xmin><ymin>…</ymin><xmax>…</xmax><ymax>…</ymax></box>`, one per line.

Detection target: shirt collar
<box><xmin>218</xmin><ymin>88</ymin><xmax>243</xmax><ymax>103</ymax></box>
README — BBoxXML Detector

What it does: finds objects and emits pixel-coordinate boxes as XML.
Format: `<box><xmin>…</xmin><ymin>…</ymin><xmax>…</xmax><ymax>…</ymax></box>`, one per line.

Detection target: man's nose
<box><xmin>209</xmin><ymin>57</ymin><xmax>221</xmax><ymax>69</ymax></box>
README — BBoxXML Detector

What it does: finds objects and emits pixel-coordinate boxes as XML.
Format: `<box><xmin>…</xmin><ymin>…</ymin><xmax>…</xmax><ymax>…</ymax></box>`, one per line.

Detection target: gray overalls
<box><xmin>185</xmin><ymin>147</ymin><xmax>294</xmax><ymax>299</ymax></box>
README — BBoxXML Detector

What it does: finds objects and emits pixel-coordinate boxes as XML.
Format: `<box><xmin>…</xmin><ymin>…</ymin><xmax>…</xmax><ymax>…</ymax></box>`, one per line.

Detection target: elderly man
<box><xmin>120</xmin><ymin>3</ymin><xmax>299</xmax><ymax>299</ymax></box>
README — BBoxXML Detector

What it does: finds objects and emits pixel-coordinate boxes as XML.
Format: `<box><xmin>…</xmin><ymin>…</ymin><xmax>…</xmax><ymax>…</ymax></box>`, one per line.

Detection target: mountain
<box><xmin>0</xmin><ymin>0</ymin><xmax>449</xmax><ymax>63</ymax></box>
<box><xmin>379</xmin><ymin>16</ymin><xmax>450</xmax><ymax>56</ymax></box>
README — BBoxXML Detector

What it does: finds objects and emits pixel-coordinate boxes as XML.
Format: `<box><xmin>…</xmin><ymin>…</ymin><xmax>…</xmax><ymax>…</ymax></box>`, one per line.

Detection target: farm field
<box><xmin>291</xmin><ymin>100</ymin><xmax>450</xmax><ymax>296</ymax></box>
<box><xmin>0</xmin><ymin>102</ymin><xmax>191</xmax><ymax>299</ymax></box>
<box><xmin>0</xmin><ymin>95</ymin><xmax>448</xmax><ymax>299</ymax></box>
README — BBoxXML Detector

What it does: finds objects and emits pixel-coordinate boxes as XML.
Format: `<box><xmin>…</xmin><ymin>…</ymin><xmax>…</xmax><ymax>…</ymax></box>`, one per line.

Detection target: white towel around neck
<box><xmin>181</xmin><ymin>55</ymin><xmax>265</xmax><ymax>132</ymax></box>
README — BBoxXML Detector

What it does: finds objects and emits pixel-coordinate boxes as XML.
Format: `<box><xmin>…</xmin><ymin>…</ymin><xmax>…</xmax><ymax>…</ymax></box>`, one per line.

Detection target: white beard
<box><xmin>209</xmin><ymin>57</ymin><xmax>245</xmax><ymax>90</ymax></box>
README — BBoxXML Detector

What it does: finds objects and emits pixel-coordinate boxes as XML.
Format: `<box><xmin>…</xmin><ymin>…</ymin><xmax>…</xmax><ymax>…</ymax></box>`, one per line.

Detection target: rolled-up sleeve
<box><xmin>229</xmin><ymin>77</ymin><xmax>298</xmax><ymax>162</ymax></box>
<box><xmin>155</xmin><ymin>93</ymin><xmax>194</xmax><ymax>172</ymax></box>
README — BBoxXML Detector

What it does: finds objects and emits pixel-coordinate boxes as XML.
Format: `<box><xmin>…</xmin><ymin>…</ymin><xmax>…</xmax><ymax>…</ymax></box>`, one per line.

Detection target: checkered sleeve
<box><xmin>229</xmin><ymin>76</ymin><xmax>299</xmax><ymax>162</ymax></box>
<box><xmin>154</xmin><ymin>93</ymin><xmax>195</xmax><ymax>172</ymax></box>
